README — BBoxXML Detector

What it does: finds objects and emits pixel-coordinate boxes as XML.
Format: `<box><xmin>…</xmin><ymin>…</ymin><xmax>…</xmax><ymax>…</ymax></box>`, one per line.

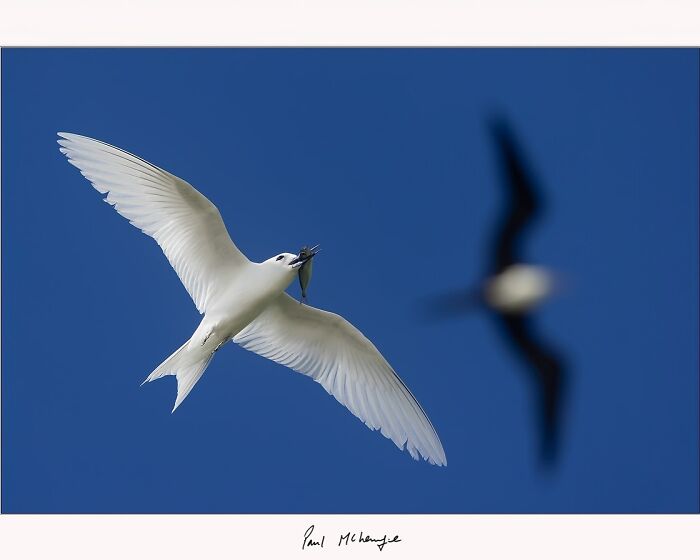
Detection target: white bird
<box><xmin>57</xmin><ymin>132</ymin><xmax>446</xmax><ymax>466</ymax></box>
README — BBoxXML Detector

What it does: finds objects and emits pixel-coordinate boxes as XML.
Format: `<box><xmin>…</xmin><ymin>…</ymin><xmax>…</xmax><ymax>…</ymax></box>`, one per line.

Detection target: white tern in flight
<box><xmin>57</xmin><ymin>133</ymin><xmax>446</xmax><ymax>466</ymax></box>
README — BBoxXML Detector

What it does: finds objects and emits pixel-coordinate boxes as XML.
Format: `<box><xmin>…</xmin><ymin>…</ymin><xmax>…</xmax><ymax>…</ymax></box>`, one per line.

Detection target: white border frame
<box><xmin>1</xmin><ymin>1</ymin><xmax>699</xmax><ymax>558</ymax></box>
<box><xmin>1</xmin><ymin>0</ymin><xmax>700</xmax><ymax>46</ymax></box>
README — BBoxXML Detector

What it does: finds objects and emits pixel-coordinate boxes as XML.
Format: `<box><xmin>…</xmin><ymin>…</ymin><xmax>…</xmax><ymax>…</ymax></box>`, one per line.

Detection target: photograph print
<box><xmin>2</xmin><ymin>48</ymin><xmax>698</xmax><ymax>513</ymax></box>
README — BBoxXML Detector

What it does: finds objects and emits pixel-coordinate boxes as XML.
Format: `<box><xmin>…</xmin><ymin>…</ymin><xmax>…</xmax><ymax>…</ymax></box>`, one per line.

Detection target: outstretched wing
<box><xmin>234</xmin><ymin>294</ymin><xmax>447</xmax><ymax>466</ymax></box>
<box><xmin>496</xmin><ymin>313</ymin><xmax>566</xmax><ymax>465</ymax></box>
<box><xmin>489</xmin><ymin>119</ymin><xmax>543</xmax><ymax>274</ymax></box>
<box><xmin>58</xmin><ymin>133</ymin><xmax>249</xmax><ymax>314</ymax></box>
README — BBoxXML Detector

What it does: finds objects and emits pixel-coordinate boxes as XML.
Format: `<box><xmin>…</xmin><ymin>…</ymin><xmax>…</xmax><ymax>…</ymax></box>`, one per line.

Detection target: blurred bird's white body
<box><xmin>57</xmin><ymin>132</ymin><xmax>446</xmax><ymax>466</ymax></box>
<box><xmin>485</xmin><ymin>264</ymin><xmax>552</xmax><ymax>313</ymax></box>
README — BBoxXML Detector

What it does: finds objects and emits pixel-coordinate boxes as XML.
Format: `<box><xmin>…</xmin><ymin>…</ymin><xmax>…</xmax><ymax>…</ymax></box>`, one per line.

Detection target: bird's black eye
<box><xmin>276</xmin><ymin>255</ymin><xmax>285</xmax><ymax>261</ymax></box>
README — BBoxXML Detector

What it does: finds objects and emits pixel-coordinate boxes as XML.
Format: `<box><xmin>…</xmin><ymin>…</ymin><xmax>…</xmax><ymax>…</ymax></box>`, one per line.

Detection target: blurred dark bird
<box><xmin>487</xmin><ymin>119</ymin><xmax>566</xmax><ymax>466</ymax></box>
<box><xmin>426</xmin><ymin>118</ymin><xmax>567</xmax><ymax>466</ymax></box>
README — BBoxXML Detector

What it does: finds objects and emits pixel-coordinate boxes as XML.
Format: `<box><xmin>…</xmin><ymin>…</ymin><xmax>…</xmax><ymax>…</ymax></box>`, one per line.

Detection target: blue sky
<box><xmin>2</xmin><ymin>48</ymin><xmax>698</xmax><ymax>513</ymax></box>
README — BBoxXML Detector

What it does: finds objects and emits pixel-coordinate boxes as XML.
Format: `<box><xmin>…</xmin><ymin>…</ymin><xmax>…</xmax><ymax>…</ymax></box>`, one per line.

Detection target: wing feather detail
<box><xmin>58</xmin><ymin>133</ymin><xmax>249</xmax><ymax>313</ymax></box>
<box><xmin>234</xmin><ymin>294</ymin><xmax>446</xmax><ymax>465</ymax></box>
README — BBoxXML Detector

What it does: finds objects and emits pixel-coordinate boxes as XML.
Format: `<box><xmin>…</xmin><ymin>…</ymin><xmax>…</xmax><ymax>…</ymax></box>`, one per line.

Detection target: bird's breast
<box><xmin>203</xmin><ymin>267</ymin><xmax>292</xmax><ymax>342</ymax></box>
<box><xmin>485</xmin><ymin>264</ymin><xmax>552</xmax><ymax>313</ymax></box>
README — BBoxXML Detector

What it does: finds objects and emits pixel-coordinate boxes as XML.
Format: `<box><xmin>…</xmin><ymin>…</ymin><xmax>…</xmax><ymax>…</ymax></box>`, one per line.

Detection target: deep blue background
<box><xmin>2</xmin><ymin>49</ymin><xmax>698</xmax><ymax>513</ymax></box>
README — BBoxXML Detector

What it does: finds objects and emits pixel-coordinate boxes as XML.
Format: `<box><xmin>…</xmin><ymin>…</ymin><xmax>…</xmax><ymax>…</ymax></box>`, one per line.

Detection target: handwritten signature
<box><xmin>302</xmin><ymin>524</ymin><xmax>401</xmax><ymax>552</ymax></box>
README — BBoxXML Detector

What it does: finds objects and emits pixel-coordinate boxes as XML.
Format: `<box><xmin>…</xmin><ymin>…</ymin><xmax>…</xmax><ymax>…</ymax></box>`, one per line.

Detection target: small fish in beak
<box><xmin>291</xmin><ymin>245</ymin><xmax>320</xmax><ymax>304</ymax></box>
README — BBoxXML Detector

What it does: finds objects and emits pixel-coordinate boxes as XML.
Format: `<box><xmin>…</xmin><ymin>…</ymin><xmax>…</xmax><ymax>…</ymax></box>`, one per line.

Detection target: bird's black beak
<box><xmin>290</xmin><ymin>244</ymin><xmax>320</xmax><ymax>268</ymax></box>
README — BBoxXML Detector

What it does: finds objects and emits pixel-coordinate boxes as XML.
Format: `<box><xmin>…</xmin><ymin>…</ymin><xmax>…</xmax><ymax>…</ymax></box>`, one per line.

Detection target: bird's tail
<box><xmin>142</xmin><ymin>339</ymin><xmax>214</xmax><ymax>412</ymax></box>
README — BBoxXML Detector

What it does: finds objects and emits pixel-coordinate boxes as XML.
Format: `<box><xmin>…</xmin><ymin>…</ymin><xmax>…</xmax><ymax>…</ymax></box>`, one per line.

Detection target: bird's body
<box><xmin>144</xmin><ymin>253</ymin><xmax>303</xmax><ymax>410</ymax></box>
<box><xmin>192</xmin><ymin>257</ymin><xmax>299</xmax><ymax>350</ymax></box>
<box><xmin>484</xmin><ymin>264</ymin><xmax>553</xmax><ymax>314</ymax></box>
<box><xmin>58</xmin><ymin>132</ymin><xmax>446</xmax><ymax>466</ymax></box>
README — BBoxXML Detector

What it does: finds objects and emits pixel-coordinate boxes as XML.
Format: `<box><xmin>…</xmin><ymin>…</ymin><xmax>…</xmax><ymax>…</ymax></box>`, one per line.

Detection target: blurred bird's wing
<box><xmin>234</xmin><ymin>293</ymin><xmax>447</xmax><ymax>466</ymax></box>
<box><xmin>421</xmin><ymin>287</ymin><xmax>483</xmax><ymax>320</ymax></box>
<box><xmin>496</xmin><ymin>313</ymin><xmax>565</xmax><ymax>464</ymax></box>
<box><xmin>489</xmin><ymin>120</ymin><xmax>543</xmax><ymax>274</ymax></box>
<box><xmin>58</xmin><ymin>133</ymin><xmax>250</xmax><ymax>314</ymax></box>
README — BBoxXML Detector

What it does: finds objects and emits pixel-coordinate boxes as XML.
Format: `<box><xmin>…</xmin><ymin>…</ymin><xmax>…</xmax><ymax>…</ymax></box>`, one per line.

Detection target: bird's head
<box><xmin>261</xmin><ymin>245</ymin><xmax>320</xmax><ymax>279</ymax></box>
